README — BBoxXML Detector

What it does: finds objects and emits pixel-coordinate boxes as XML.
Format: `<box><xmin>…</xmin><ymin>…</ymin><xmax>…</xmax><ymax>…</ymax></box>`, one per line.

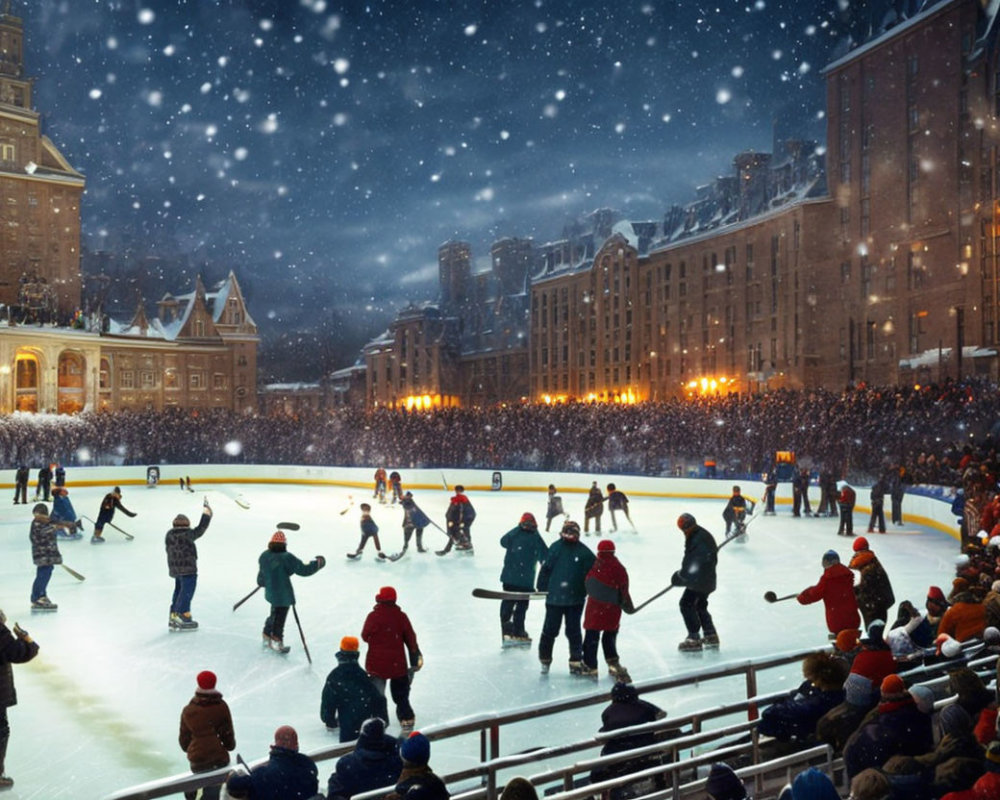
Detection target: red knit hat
<box><xmin>196</xmin><ymin>670</ymin><xmax>217</xmax><ymax>691</ymax></box>
<box><xmin>270</xmin><ymin>531</ymin><xmax>286</xmax><ymax>544</ymax></box>
<box><xmin>880</xmin><ymin>674</ymin><xmax>906</xmax><ymax>699</ymax></box>
<box><xmin>273</xmin><ymin>725</ymin><xmax>298</xmax><ymax>751</ymax></box>
<box><xmin>852</xmin><ymin>536</ymin><xmax>869</xmax><ymax>552</ymax></box>
<box><xmin>376</xmin><ymin>586</ymin><xmax>397</xmax><ymax>603</ymax></box>
<box><xmin>340</xmin><ymin>636</ymin><xmax>359</xmax><ymax>652</ymax></box>
<box><xmin>927</xmin><ymin>585</ymin><xmax>948</xmax><ymax>605</ymax></box>
<box><xmin>835</xmin><ymin>628</ymin><xmax>860</xmax><ymax>652</ymax></box>
<box><xmin>520</xmin><ymin>512</ymin><xmax>537</xmax><ymax>527</ymax></box>
<box><xmin>597</xmin><ymin>539</ymin><xmax>616</xmax><ymax>553</ymax></box>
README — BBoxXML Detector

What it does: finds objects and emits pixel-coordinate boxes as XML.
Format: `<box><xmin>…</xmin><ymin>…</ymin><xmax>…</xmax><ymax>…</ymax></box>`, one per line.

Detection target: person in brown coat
<box><xmin>849</xmin><ymin>537</ymin><xmax>895</xmax><ymax>627</ymax></box>
<box><xmin>179</xmin><ymin>670</ymin><xmax>236</xmax><ymax>800</ymax></box>
<box><xmin>938</xmin><ymin>588</ymin><xmax>987</xmax><ymax>643</ymax></box>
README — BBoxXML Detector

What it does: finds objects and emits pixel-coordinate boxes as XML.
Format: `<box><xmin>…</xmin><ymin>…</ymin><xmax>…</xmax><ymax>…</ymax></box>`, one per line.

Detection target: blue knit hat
<box><xmin>791</xmin><ymin>767</ymin><xmax>840</xmax><ymax>799</ymax></box>
<box><xmin>400</xmin><ymin>731</ymin><xmax>430</xmax><ymax>766</ymax></box>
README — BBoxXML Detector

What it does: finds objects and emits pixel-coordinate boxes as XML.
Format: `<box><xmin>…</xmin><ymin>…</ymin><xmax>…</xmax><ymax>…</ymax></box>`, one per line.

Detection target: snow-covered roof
<box><xmin>898</xmin><ymin>345</ymin><xmax>997</xmax><ymax>370</ymax></box>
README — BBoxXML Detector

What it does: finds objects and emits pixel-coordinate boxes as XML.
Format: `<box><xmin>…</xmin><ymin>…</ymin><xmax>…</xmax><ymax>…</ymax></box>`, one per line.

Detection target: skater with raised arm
<box><xmin>257</xmin><ymin>531</ymin><xmax>326</xmax><ymax>653</ymax></box>
<box><xmin>498</xmin><ymin>512</ymin><xmax>548</xmax><ymax>645</ymax></box>
<box><xmin>91</xmin><ymin>486</ymin><xmax>136</xmax><ymax>544</ymax></box>
<box><xmin>165</xmin><ymin>499</ymin><xmax>213</xmax><ymax>631</ymax></box>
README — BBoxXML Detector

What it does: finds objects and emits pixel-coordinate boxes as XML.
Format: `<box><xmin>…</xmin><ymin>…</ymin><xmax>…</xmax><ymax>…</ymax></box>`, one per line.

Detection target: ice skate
<box><xmin>539</xmin><ymin>660</ymin><xmax>551</xmax><ymax>674</ymax></box>
<box><xmin>268</xmin><ymin>637</ymin><xmax>291</xmax><ymax>654</ymax></box>
<box><xmin>0</xmin><ymin>775</ymin><xmax>13</xmax><ymax>789</ymax></box>
<box><xmin>91</xmin><ymin>534</ymin><xmax>105</xmax><ymax>544</ymax></box>
<box><xmin>607</xmin><ymin>659</ymin><xmax>632</xmax><ymax>683</ymax></box>
<box><xmin>169</xmin><ymin>612</ymin><xmax>183</xmax><ymax>630</ymax></box>
<box><xmin>177</xmin><ymin>613</ymin><xmax>198</xmax><ymax>630</ymax></box>
<box><xmin>678</xmin><ymin>637</ymin><xmax>703</xmax><ymax>652</ymax></box>
<box><xmin>346</xmin><ymin>551</ymin><xmax>362</xmax><ymax>560</ymax></box>
<box><xmin>399</xmin><ymin>718</ymin><xmax>415</xmax><ymax>735</ymax></box>
<box><xmin>31</xmin><ymin>596</ymin><xmax>57</xmax><ymax>611</ymax></box>
<box><xmin>571</xmin><ymin>662</ymin><xmax>598</xmax><ymax>677</ymax></box>
<box><xmin>701</xmin><ymin>633</ymin><xmax>720</xmax><ymax>648</ymax></box>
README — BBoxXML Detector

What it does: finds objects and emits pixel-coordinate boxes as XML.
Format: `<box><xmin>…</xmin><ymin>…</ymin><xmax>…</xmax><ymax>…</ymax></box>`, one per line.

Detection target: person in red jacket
<box><xmin>938</xmin><ymin>586</ymin><xmax>987</xmax><ymax>643</ymax></box>
<box><xmin>797</xmin><ymin>549</ymin><xmax>861</xmax><ymax>639</ymax></box>
<box><xmin>361</xmin><ymin>586</ymin><xmax>422</xmax><ymax>733</ymax></box>
<box><xmin>582</xmin><ymin>539</ymin><xmax>634</xmax><ymax>682</ymax></box>
<box><xmin>941</xmin><ymin>740</ymin><xmax>1000</xmax><ymax>799</ymax></box>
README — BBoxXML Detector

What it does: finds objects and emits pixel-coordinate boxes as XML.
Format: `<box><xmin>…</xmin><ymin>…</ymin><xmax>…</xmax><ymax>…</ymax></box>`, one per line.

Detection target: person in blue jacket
<box><xmin>536</xmin><ymin>519</ymin><xmax>595</xmax><ymax>675</ymax></box>
<box><xmin>326</xmin><ymin>717</ymin><xmax>403</xmax><ymax>800</ymax></box>
<box><xmin>400</xmin><ymin>492</ymin><xmax>431</xmax><ymax>555</ymax></box>
<box><xmin>499</xmin><ymin>512</ymin><xmax>548</xmax><ymax>644</ymax></box>
<box><xmin>49</xmin><ymin>487</ymin><xmax>83</xmax><ymax>538</ymax></box>
<box><xmin>321</xmin><ymin>636</ymin><xmax>388</xmax><ymax>742</ymax></box>
<box><xmin>225</xmin><ymin>725</ymin><xmax>318</xmax><ymax>800</ymax></box>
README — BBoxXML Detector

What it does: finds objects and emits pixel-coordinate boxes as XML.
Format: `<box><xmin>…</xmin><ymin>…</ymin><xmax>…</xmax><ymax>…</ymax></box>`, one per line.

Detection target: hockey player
<box><xmin>28</xmin><ymin>503</ymin><xmax>61</xmax><ymax>611</ymax></box>
<box><xmin>537</xmin><ymin>519</ymin><xmax>596</xmax><ymax>674</ymax></box>
<box><xmin>12</xmin><ymin>465</ymin><xmax>28</xmax><ymax>505</ymax></box>
<box><xmin>792</xmin><ymin>469</ymin><xmax>811</xmax><ymax>517</ymax></box>
<box><xmin>867</xmin><ymin>477</ymin><xmax>887</xmax><ymax>534</ymax></box>
<box><xmin>53</xmin><ymin>464</ymin><xmax>65</xmax><ymax>488</ymax></box>
<box><xmin>498</xmin><ymin>512</ymin><xmax>548</xmax><ymax>644</ymax></box>
<box><xmin>796</xmin><ymin>550</ymin><xmax>861</xmax><ymax>639</ymax></box>
<box><xmin>165</xmin><ymin>500</ymin><xmax>213</xmax><ymax>631</ymax></box>
<box><xmin>440</xmin><ymin>485</ymin><xmax>475</xmax><ymax>555</ymax></box>
<box><xmin>721</xmin><ymin>485</ymin><xmax>755</xmax><ymax>539</ymax></box>
<box><xmin>373</xmin><ymin>467</ymin><xmax>388</xmax><ymax>504</ymax></box>
<box><xmin>671</xmin><ymin>513</ymin><xmax>719</xmax><ymax>651</ymax></box>
<box><xmin>582</xmin><ymin>539</ymin><xmax>634</xmax><ymax>681</ymax></box>
<box><xmin>257</xmin><ymin>531</ymin><xmax>326</xmax><ymax>653</ymax></box>
<box><xmin>91</xmin><ymin>486</ymin><xmax>136</xmax><ymax>544</ymax></box>
<box><xmin>606</xmin><ymin>483</ymin><xmax>634</xmax><ymax>532</ymax></box>
<box><xmin>348</xmin><ymin>503</ymin><xmax>386</xmax><ymax>560</ymax></box>
<box><xmin>361</xmin><ymin>586</ymin><xmax>422</xmax><ymax>732</ymax></box>
<box><xmin>584</xmin><ymin>482</ymin><xmax>604</xmax><ymax>535</ymax></box>
<box><xmin>33</xmin><ymin>464</ymin><xmax>52</xmax><ymax>503</ymax></box>
<box><xmin>388</xmin><ymin>471</ymin><xmax>403</xmax><ymax>504</ymax></box>
<box><xmin>399</xmin><ymin>492</ymin><xmax>430</xmax><ymax>555</ymax></box>
<box><xmin>49</xmin><ymin>487</ymin><xmax>83</xmax><ymax>538</ymax></box>
<box><xmin>762</xmin><ymin>472</ymin><xmax>777</xmax><ymax>515</ymax></box>
<box><xmin>544</xmin><ymin>484</ymin><xmax>565</xmax><ymax>532</ymax></box>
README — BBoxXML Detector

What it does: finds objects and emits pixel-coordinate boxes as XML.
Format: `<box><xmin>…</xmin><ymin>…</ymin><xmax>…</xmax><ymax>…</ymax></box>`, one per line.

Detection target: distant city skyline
<box><xmin>25</xmin><ymin>0</ymin><xmax>846</xmax><ymax>370</ymax></box>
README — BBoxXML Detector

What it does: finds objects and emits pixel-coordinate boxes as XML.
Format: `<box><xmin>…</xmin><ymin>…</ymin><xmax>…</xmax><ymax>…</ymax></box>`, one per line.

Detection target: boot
<box><xmin>607</xmin><ymin>658</ymin><xmax>632</xmax><ymax>684</ymax></box>
<box><xmin>269</xmin><ymin>638</ymin><xmax>290</xmax><ymax>654</ymax></box>
<box><xmin>678</xmin><ymin>637</ymin><xmax>703</xmax><ymax>652</ymax></box>
<box><xmin>702</xmin><ymin>633</ymin><xmax>720</xmax><ymax>648</ymax></box>
<box><xmin>539</xmin><ymin>659</ymin><xmax>551</xmax><ymax>674</ymax></box>
<box><xmin>416</xmin><ymin>532</ymin><xmax>426</xmax><ymax>552</ymax></box>
<box><xmin>169</xmin><ymin>612</ymin><xmax>183</xmax><ymax>630</ymax></box>
<box><xmin>568</xmin><ymin>660</ymin><xmax>584</xmax><ymax>675</ymax></box>
<box><xmin>178</xmin><ymin>613</ymin><xmax>198</xmax><ymax>630</ymax></box>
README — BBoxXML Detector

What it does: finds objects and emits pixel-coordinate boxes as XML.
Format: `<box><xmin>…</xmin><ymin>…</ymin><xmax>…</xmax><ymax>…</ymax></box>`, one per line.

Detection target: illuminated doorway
<box><xmin>14</xmin><ymin>353</ymin><xmax>39</xmax><ymax>412</ymax></box>
<box><xmin>58</xmin><ymin>352</ymin><xmax>85</xmax><ymax>414</ymax></box>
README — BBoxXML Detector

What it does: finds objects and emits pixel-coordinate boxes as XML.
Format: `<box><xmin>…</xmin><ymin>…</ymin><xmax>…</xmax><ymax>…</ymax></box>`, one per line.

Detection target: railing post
<box><xmin>745</xmin><ymin>664</ymin><xmax>759</xmax><ymax>721</ymax></box>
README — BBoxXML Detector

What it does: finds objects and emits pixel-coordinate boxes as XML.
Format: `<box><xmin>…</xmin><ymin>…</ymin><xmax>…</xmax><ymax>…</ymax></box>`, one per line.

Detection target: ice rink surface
<box><xmin>0</xmin><ymin>476</ymin><xmax>960</xmax><ymax>798</ymax></box>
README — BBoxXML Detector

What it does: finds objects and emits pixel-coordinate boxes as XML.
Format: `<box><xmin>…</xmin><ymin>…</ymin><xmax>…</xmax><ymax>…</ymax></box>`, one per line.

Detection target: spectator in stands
<box><xmin>590</xmin><ymin>682</ymin><xmax>671</xmax><ymax>795</ymax></box>
<box><xmin>775</xmin><ymin>767</ymin><xmax>840</xmax><ymax>800</ymax></box>
<box><xmin>321</xmin><ymin>636</ymin><xmax>388</xmax><ymax>742</ymax></box>
<box><xmin>897</xmin><ymin>704</ymin><xmax>986</xmax><ymax>797</ymax></box>
<box><xmin>757</xmin><ymin>651</ymin><xmax>848</xmax><ymax>744</ymax></box>
<box><xmin>843</xmin><ymin>674</ymin><xmax>934</xmax><ymax>780</ymax></box>
<box><xmin>499</xmin><ymin>777</ymin><xmax>538</xmax><ymax>800</ymax></box>
<box><xmin>984</xmin><ymin>581</ymin><xmax>1000</xmax><ymax>630</ymax></box>
<box><xmin>326</xmin><ymin>717</ymin><xmax>402</xmax><ymax>800</ymax></box>
<box><xmin>940</xmin><ymin>740</ymin><xmax>1000</xmax><ymax>800</ymax></box>
<box><xmin>387</xmin><ymin>732</ymin><xmax>449</xmax><ymax>800</ymax></box>
<box><xmin>939</xmin><ymin>585</ymin><xmax>987</xmax><ymax>643</ymax></box>
<box><xmin>225</xmin><ymin>725</ymin><xmax>318</xmax><ymax>800</ymax></box>
<box><xmin>949</xmin><ymin>667</ymin><xmax>994</xmax><ymax>723</ymax></box>
<box><xmin>703</xmin><ymin>762</ymin><xmax>748</xmax><ymax>800</ymax></box>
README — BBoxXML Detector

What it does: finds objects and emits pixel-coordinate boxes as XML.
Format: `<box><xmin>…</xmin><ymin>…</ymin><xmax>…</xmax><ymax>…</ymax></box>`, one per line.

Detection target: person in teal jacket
<box><xmin>257</xmin><ymin>530</ymin><xmax>325</xmax><ymax>654</ymax></box>
<box><xmin>499</xmin><ymin>512</ymin><xmax>548</xmax><ymax>643</ymax></box>
<box><xmin>536</xmin><ymin>519</ymin><xmax>595</xmax><ymax>675</ymax></box>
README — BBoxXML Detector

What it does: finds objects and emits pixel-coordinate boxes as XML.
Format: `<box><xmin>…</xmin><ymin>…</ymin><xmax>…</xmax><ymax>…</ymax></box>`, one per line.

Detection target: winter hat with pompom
<box><xmin>376</xmin><ymin>586</ymin><xmax>397</xmax><ymax>603</ymax></box>
<box><xmin>597</xmin><ymin>539</ymin><xmax>616</xmax><ymax>553</ymax></box>
<box><xmin>400</xmin><ymin>731</ymin><xmax>431</xmax><ymax>766</ymax></box>
<box><xmin>852</xmin><ymin>536</ymin><xmax>870</xmax><ymax>552</ymax></box>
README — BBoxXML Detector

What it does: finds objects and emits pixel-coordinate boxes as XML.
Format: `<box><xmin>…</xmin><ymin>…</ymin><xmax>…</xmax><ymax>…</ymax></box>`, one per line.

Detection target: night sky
<box><xmin>22</xmin><ymin>0</ymin><xmax>850</xmax><ymax>372</ymax></box>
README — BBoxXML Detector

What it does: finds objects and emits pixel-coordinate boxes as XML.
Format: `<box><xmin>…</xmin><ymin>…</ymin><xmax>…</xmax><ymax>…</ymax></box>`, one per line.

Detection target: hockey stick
<box><xmin>276</xmin><ymin>521</ymin><xmax>300</xmax><ymax>531</ymax></box>
<box><xmin>441</xmin><ymin>472</ymin><xmax>449</xmax><ymax>491</ymax></box>
<box><xmin>80</xmin><ymin>515</ymin><xmax>134</xmax><ymax>541</ymax></box>
<box><xmin>292</xmin><ymin>605</ymin><xmax>312</xmax><ymax>665</ymax></box>
<box><xmin>338</xmin><ymin>496</ymin><xmax>354</xmax><ymax>516</ymax></box>
<box><xmin>628</xmin><ymin>529</ymin><xmax>742</xmax><ymax>614</ymax></box>
<box><xmin>763</xmin><ymin>591</ymin><xmax>798</xmax><ymax>604</ymax></box>
<box><xmin>61</xmin><ymin>563</ymin><xmax>85</xmax><ymax>581</ymax></box>
<box><xmin>232</xmin><ymin>585</ymin><xmax>261</xmax><ymax>611</ymax></box>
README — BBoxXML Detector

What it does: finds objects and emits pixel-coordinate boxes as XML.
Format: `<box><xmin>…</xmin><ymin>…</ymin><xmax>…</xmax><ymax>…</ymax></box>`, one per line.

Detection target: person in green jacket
<box><xmin>499</xmin><ymin>512</ymin><xmax>548</xmax><ymax>644</ymax></box>
<box><xmin>536</xmin><ymin>519</ymin><xmax>595</xmax><ymax>675</ymax></box>
<box><xmin>257</xmin><ymin>531</ymin><xmax>325</xmax><ymax>654</ymax></box>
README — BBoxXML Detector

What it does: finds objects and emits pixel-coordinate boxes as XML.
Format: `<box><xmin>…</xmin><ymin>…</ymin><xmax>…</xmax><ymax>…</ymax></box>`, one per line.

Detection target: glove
<box><xmin>315</xmin><ymin>555</ymin><xmax>326</xmax><ymax>569</ymax></box>
<box><xmin>413</xmin><ymin>653</ymin><xmax>424</xmax><ymax>672</ymax></box>
<box><xmin>13</xmin><ymin>623</ymin><xmax>31</xmax><ymax>642</ymax></box>
<box><xmin>670</xmin><ymin>571</ymin><xmax>684</xmax><ymax>587</ymax></box>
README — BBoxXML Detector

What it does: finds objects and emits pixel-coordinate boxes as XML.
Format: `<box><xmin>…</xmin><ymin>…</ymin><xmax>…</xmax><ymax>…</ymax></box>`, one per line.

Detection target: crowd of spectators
<box><xmin>0</xmin><ymin>378</ymin><xmax>997</xmax><ymax>483</ymax></box>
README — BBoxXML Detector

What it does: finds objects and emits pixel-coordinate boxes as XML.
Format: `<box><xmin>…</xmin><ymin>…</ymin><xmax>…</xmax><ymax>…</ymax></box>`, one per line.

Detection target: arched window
<box><xmin>58</xmin><ymin>352</ymin><xmax>86</xmax><ymax>414</ymax></box>
<box><xmin>15</xmin><ymin>353</ymin><xmax>38</xmax><ymax>412</ymax></box>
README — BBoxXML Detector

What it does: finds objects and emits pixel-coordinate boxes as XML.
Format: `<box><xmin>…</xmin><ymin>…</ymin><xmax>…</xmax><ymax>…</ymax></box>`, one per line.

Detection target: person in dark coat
<box><xmin>792</xmin><ymin>469</ymin><xmax>811</xmax><ymax>517</ymax></box>
<box><xmin>590</xmin><ymin>682</ymin><xmax>671</xmax><ymax>796</ymax></box>
<box><xmin>867</xmin><ymin>477</ymin><xmax>887</xmax><ymax>533</ymax></box>
<box><xmin>29</xmin><ymin>503</ymin><xmax>61</xmax><ymax>611</ymax></box>
<box><xmin>889</xmin><ymin>465</ymin><xmax>910</xmax><ymax>526</ymax></box>
<box><xmin>544</xmin><ymin>485</ymin><xmax>564</xmax><ymax>532</ymax></box>
<box><xmin>12</xmin><ymin>465</ymin><xmax>28</xmax><ymax>505</ymax></box>
<box><xmin>53</xmin><ymin>464</ymin><xmax>65</xmax><ymax>488</ymax></box>
<box><xmin>387</xmin><ymin>732</ymin><xmax>450</xmax><ymax>800</ymax></box>
<box><xmin>499</xmin><ymin>512</ymin><xmax>547</xmax><ymax>643</ymax></box>
<box><xmin>605</xmin><ymin>483</ymin><xmax>634</xmax><ymax>532</ymax></box>
<box><xmin>179</xmin><ymin>670</ymin><xmax>236</xmax><ymax>800</ymax></box>
<box><xmin>34</xmin><ymin>464</ymin><xmax>52</xmax><ymax>502</ymax></box>
<box><xmin>582</xmin><ymin>539</ymin><xmax>634</xmax><ymax>681</ymax></box>
<box><xmin>349</xmin><ymin>503</ymin><xmax>385</xmax><ymax>559</ymax></box>
<box><xmin>165</xmin><ymin>501</ymin><xmax>213</xmax><ymax>631</ymax></box>
<box><xmin>889</xmin><ymin>704</ymin><xmax>987</xmax><ymax>797</ymax></box>
<box><xmin>536</xmin><ymin>519</ymin><xmax>596</xmax><ymax>675</ymax></box>
<box><xmin>326</xmin><ymin>717</ymin><xmax>403</xmax><ymax>800</ymax></box>
<box><xmin>400</xmin><ymin>492</ymin><xmax>430</xmax><ymax>555</ymax></box>
<box><xmin>843</xmin><ymin>673</ymin><xmax>934</xmax><ymax>780</ymax></box>
<box><xmin>440</xmin><ymin>486</ymin><xmax>475</xmax><ymax>554</ymax></box>
<box><xmin>321</xmin><ymin>636</ymin><xmax>388</xmax><ymax>742</ymax></box>
<box><xmin>256</xmin><ymin>531</ymin><xmax>325</xmax><ymax>653</ymax></box>
<box><xmin>671</xmin><ymin>513</ymin><xmax>719</xmax><ymax>651</ymax></box>
<box><xmin>389</xmin><ymin>471</ymin><xmax>403</xmax><ymax>504</ymax></box>
<box><xmin>849</xmin><ymin>537</ymin><xmax>895</xmax><ymax>627</ymax></box>
<box><xmin>721</xmin><ymin>485</ymin><xmax>754</xmax><ymax>539</ymax></box>
<box><xmin>837</xmin><ymin>482</ymin><xmax>857</xmax><ymax>537</ymax></box>
<box><xmin>362</xmin><ymin>586</ymin><xmax>422</xmax><ymax>730</ymax></box>
<box><xmin>225</xmin><ymin>725</ymin><xmax>318</xmax><ymax>800</ymax></box>
<box><xmin>92</xmin><ymin>485</ymin><xmax>136</xmax><ymax>543</ymax></box>
<box><xmin>797</xmin><ymin>549</ymin><xmax>861</xmax><ymax>638</ymax></box>
<box><xmin>0</xmin><ymin>611</ymin><xmax>40</xmax><ymax>790</ymax></box>
<box><xmin>758</xmin><ymin>651</ymin><xmax>849</xmax><ymax>742</ymax></box>
<box><xmin>584</xmin><ymin>482</ymin><xmax>604</xmax><ymax>534</ymax></box>
<box><xmin>704</xmin><ymin>762</ymin><xmax>749</xmax><ymax>800</ymax></box>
